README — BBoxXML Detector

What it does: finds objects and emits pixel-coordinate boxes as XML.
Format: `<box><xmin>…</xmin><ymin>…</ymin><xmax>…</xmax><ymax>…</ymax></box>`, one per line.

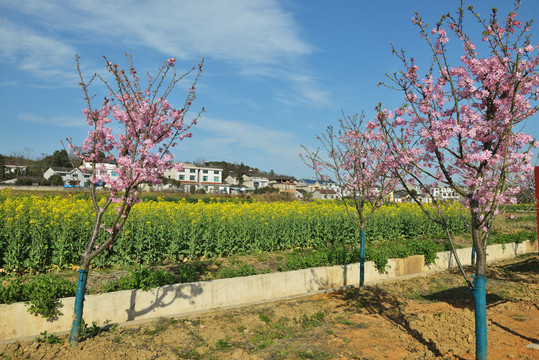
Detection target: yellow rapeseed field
<box><xmin>0</xmin><ymin>189</ymin><xmax>469</xmax><ymax>272</ymax></box>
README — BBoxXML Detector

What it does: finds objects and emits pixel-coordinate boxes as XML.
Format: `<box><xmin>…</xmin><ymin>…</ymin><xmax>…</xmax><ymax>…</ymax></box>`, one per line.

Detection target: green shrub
<box><xmin>216</xmin><ymin>263</ymin><xmax>259</xmax><ymax>279</ymax></box>
<box><xmin>102</xmin><ymin>265</ymin><xmax>196</xmax><ymax>292</ymax></box>
<box><xmin>24</xmin><ymin>275</ymin><xmax>76</xmax><ymax>319</ymax></box>
<box><xmin>0</xmin><ymin>275</ymin><xmax>75</xmax><ymax>319</ymax></box>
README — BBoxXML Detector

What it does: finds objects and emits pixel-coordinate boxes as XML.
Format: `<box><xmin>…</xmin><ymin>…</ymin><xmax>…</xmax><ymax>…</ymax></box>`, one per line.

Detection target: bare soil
<box><xmin>1</xmin><ymin>254</ymin><xmax>537</xmax><ymax>360</ymax></box>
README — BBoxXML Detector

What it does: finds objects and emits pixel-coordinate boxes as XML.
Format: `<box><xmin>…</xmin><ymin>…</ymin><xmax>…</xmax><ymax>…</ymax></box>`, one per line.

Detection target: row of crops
<box><xmin>0</xmin><ymin>189</ymin><xmax>472</xmax><ymax>273</ymax></box>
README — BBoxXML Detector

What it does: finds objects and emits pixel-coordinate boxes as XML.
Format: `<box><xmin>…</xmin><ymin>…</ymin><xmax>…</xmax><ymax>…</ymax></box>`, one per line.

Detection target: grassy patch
<box><xmin>215</xmin><ymin>337</ymin><xmax>232</xmax><ymax>351</ymax></box>
<box><xmin>298</xmin><ymin>349</ymin><xmax>332</xmax><ymax>359</ymax></box>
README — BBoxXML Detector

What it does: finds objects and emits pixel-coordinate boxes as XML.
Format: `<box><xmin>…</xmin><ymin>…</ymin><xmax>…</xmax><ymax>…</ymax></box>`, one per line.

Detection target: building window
<box><xmin>179</xmin><ymin>175</ymin><xmax>185</xmax><ymax>180</ymax></box>
<box><xmin>214</xmin><ymin>170</ymin><xmax>220</xmax><ymax>175</ymax></box>
<box><xmin>203</xmin><ymin>176</ymin><xmax>208</xmax><ymax>182</ymax></box>
<box><xmin>190</xmin><ymin>175</ymin><xmax>195</xmax><ymax>181</ymax></box>
<box><xmin>214</xmin><ymin>176</ymin><xmax>219</xmax><ymax>182</ymax></box>
<box><xmin>203</xmin><ymin>170</ymin><xmax>208</xmax><ymax>174</ymax></box>
<box><xmin>190</xmin><ymin>169</ymin><xmax>196</xmax><ymax>173</ymax></box>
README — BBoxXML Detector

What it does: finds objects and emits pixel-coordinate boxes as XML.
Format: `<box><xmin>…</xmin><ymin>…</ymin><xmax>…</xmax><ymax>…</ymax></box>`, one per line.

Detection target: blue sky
<box><xmin>1</xmin><ymin>0</ymin><xmax>538</xmax><ymax>179</ymax></box>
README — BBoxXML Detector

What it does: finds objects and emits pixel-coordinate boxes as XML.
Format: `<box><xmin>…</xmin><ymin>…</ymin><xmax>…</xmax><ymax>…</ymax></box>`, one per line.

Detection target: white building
<box><xmin>81</xmin><ymin>161</ymin><xmax>118</xmax><ymax>179</ymax></box>
<box><xmin>400</xmin><ymin>184</ymin><xmax>462</xmax><ymax>202</ymax></box>
<box><xmin>44</xmin><ymin>167</ymin><xmax>92</xmax><ymax>187</ymax></box>
<box><xmin>242</xmin><ymin>174</ymin><xmax>269</xmax><ymax>189</ymax></box>
<box><xmin>312</xmin><ymin>189</ymin><xmax>338</xmax><ymax>200</ymax></box>
<box><xmin>4</xmin><ymin>164</ymin><xmax>27</xmax><ymax>175</ymax></box>
<box><xmin>164</xmin><ymin>163</ymin><xmax>228</xmax><ymax>193</ymax></box>
<box><xmin>432</xmin><ymin>185</ymin><xmax>460</xmax><ymax>201</ymax></box>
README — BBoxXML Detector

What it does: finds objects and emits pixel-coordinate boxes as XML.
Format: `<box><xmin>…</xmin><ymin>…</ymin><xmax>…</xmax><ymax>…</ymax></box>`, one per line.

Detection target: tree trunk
<box><xmin>471</xmin><ymin>273</ymin><xmax>487</xmax><ymax>360</ymax></box>
<box><xmin>471</xmin><ymin>216</ymin><xmax>487</xmax><ymax>360</ymax></box>
<box><xmin>68</xmin><ymin>266</ymin><xmax>89</xmax><ymax>346</ymax></box>
<box><xmin>359</xmin><ymin>229</ymin><xmax>365</xmax><ymax>289</ymax></box>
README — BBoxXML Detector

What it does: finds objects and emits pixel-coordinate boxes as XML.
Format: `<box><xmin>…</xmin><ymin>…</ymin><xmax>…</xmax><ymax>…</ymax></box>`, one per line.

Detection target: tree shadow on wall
<box><xmin>125</xmin><ymin>282</ymin><xmax>204</xmax><ymax>322</ymax></box>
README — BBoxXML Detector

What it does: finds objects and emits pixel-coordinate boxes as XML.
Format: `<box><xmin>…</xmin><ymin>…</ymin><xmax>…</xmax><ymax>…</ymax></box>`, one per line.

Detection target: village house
<box><xmin>397</xmin><ymin>184</ymin><xmax>463</xmax><ymax>203</ymax></box>
<box><xmin>44</xmin><ymin>167</ymin><xmax>92</xmax><ymax>187</ymax></box>
<box><xmin>297</xmin><ymin>178</ymin><xmax>344</xmax><ymax>197</ymax></box>
<box><xmin>312</xmin><ymin>188</ymin><xmax>338</xmax><ymax>200</ymax></box>
<box><xmin>4</xmin><ymin>164</ymin><xmax>27</xmax><ymax>175</ymax></box>
<box><xmin>225</xmin><ymin>173</ymin><xmax>269</xmax><ymax>193</ymax></box>
<box><xmin>164</xmin><ymin>163</ymin><xmax>228</xmax><ymax>194</ymax></box>
<box><xmin>268</xmin><ymin>177</ymin><xmax>297</xmax><ymax>198</ymax></box>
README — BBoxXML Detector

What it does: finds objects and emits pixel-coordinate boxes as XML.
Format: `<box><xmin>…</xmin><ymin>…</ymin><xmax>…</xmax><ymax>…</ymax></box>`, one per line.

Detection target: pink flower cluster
<box><xmin>74</xmin><ymin>56</ymin><xmax>203</xmax><ymax>210</ymax></box>
<box><xmin>301</xmin><ymin>112</ymin><xmax>398</xmax><ymax>227</ymax></box>
<box><xmin>376</xmin><ymin>5</ymin><xmax>538</xmax><ymax>227</ymax></box>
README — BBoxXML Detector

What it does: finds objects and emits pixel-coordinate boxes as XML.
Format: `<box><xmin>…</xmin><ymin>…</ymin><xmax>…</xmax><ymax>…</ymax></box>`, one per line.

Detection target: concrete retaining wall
<box><xmin>1</xmin><ymin>240</ymin><xmax>536</xmax><ymax>342</ymax></box>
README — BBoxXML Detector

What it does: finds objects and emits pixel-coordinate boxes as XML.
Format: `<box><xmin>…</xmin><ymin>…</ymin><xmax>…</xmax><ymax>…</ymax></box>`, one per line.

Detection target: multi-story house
<box><xmin>432</xmin><ymin>185</ymin><xmax>460</xmax><ymax>201</ymax></box>
<box><xmin>296</xmin><ymin>179</ymin><xmax>319</xmax><ymax>193</ymax></box>
<box><xmin>44</xmin><ymin>167</ymin><xmax>92</xmax><ymax>187</ymax></box>
<box><xmin>312</xmin><ymin>189</ymin><xmax>338</xmax><ymax>200</ymax></box>
<box><xmin>224</xmin><ymin>173</ymin><xmax>269</xmax><ymax>193</ymax></box>
<box><xmin>297</xmin><ymin>178</ymin><xmax>345</xmax><ymax>197</ymax></box>
<box><xmin>80</xmin><ymin>161</ymin><xmax>119</xmax><ymax>187</ymax></box>
<box><xmin>269</xmin><ymin>177</ymin><xmax>297</xmax><ymax>197</ymax></box>
<box><xmin>242</xmin><ymin>174</ymin><xmax>269</xmax><ymax>189</ymax></box>
<box><xmin>164</xmin><ymin>163</ymin><xmax>228</xmax><ymax>193</ymax></box>
<box><xmin>400</xmin><ymin>183</ymin><xmax>462</xmax><ymax>202</ymax></box>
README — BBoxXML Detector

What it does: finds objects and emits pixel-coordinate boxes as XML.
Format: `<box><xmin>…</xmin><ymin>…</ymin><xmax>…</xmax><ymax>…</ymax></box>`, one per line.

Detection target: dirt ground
<box><xmin>0</xmin><ymin>254</ymin><xmax>537</xmax><ymax>360</ymax></box>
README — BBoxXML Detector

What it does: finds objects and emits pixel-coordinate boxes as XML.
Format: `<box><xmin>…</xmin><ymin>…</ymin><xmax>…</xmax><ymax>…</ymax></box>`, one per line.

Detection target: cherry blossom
<box><xmin>68</xmin><ymin>54</ymin><xmax>203</xmax><ymax>345</ymax></box>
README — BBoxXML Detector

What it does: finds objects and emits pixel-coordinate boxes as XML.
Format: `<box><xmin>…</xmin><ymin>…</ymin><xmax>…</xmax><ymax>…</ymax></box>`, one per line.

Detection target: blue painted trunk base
<box><xmin>360</xmin><ymin>229</ymin><xmax>365</xmax><ymax>287</ymax></box>
<box><xmin>471</xmin><ymin>274</ymin><xmax>488</xmax><ymax>360</ymax></box>
<box><xmin>69</xmin><ymin>269</ymin><xmax>89</xmax><ymax>346</ymax></box>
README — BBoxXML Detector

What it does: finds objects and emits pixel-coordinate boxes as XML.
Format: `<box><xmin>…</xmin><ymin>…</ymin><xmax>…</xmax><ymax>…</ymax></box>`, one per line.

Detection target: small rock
<box><xmin>525</xmin><ymin>343</ymin><xmax>539</xmax><ymax>349</ymax></box>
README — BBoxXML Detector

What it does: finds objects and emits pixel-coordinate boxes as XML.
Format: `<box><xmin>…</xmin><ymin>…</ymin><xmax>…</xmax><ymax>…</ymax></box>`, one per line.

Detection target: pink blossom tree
<box><xmin>67</xmin><ymin>54</ymin><xmax>204</xmax><ymax>346</ymax></box>
<box><xmin>375</xmin><ymin>2</ymin><xmax>537</xmax><ymax>358</ymax></box>
<box><xmin>301</xmin><ymin>111</ymin><xmax>398</xmax><ymax>288</ymax></box>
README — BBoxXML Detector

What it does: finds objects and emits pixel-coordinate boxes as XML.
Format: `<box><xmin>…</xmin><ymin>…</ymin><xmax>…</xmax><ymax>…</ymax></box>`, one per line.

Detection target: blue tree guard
<box><xmin>69</xmin><ymin>268</ymin><xmax>89</xmax><ymax>345</ymax></box>
<box><xmin>360</xmin><ymin>229</ymin><xmax>365</xmax><ymax>288</ymax></box>
<box><xmin>471</xmin><ymin>274</ymin><xmax>488</xmax><ymax>360</ymax></box>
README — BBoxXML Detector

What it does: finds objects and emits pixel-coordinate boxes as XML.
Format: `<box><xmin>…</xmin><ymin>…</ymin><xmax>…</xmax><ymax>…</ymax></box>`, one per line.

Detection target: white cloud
<box><xmin>177</xmin><ymin>116</ymin><xmax>302</xmax><ymax>171</ymax></box>
<box><xmin>276</xmin><ymin>73</ymin><xmax>331</xmax><ymax>107</ymax></box>
<box><xmin>3</xmin><ymin>0</ymin><xmax>311</xmax><ymax>65</ymax></box>
<box><xmin>1</xmin><ymin>0</ymin><xmax>330</xmax><ymax>106</ymax></box>
<box><xmin>18</xmin><ymin>113</ymin><xmax>85</xmax><ymax>127</ymax></box>
<box><xmin>0</xmin><ymin>18</ymin><xmax>76</xmax><ymax>81</ymax></box>
<box><xmin>198</xmin><ymin>117</ymin><xmax>298</xmax><ymax>157</ymax></box>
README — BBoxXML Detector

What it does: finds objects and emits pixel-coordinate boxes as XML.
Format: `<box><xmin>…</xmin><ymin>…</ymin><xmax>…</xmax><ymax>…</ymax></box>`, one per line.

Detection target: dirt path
<box><xmin>1</xmin><ymin>254</ymin><xmax>537</xmax><ymax>359</ymax></box>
